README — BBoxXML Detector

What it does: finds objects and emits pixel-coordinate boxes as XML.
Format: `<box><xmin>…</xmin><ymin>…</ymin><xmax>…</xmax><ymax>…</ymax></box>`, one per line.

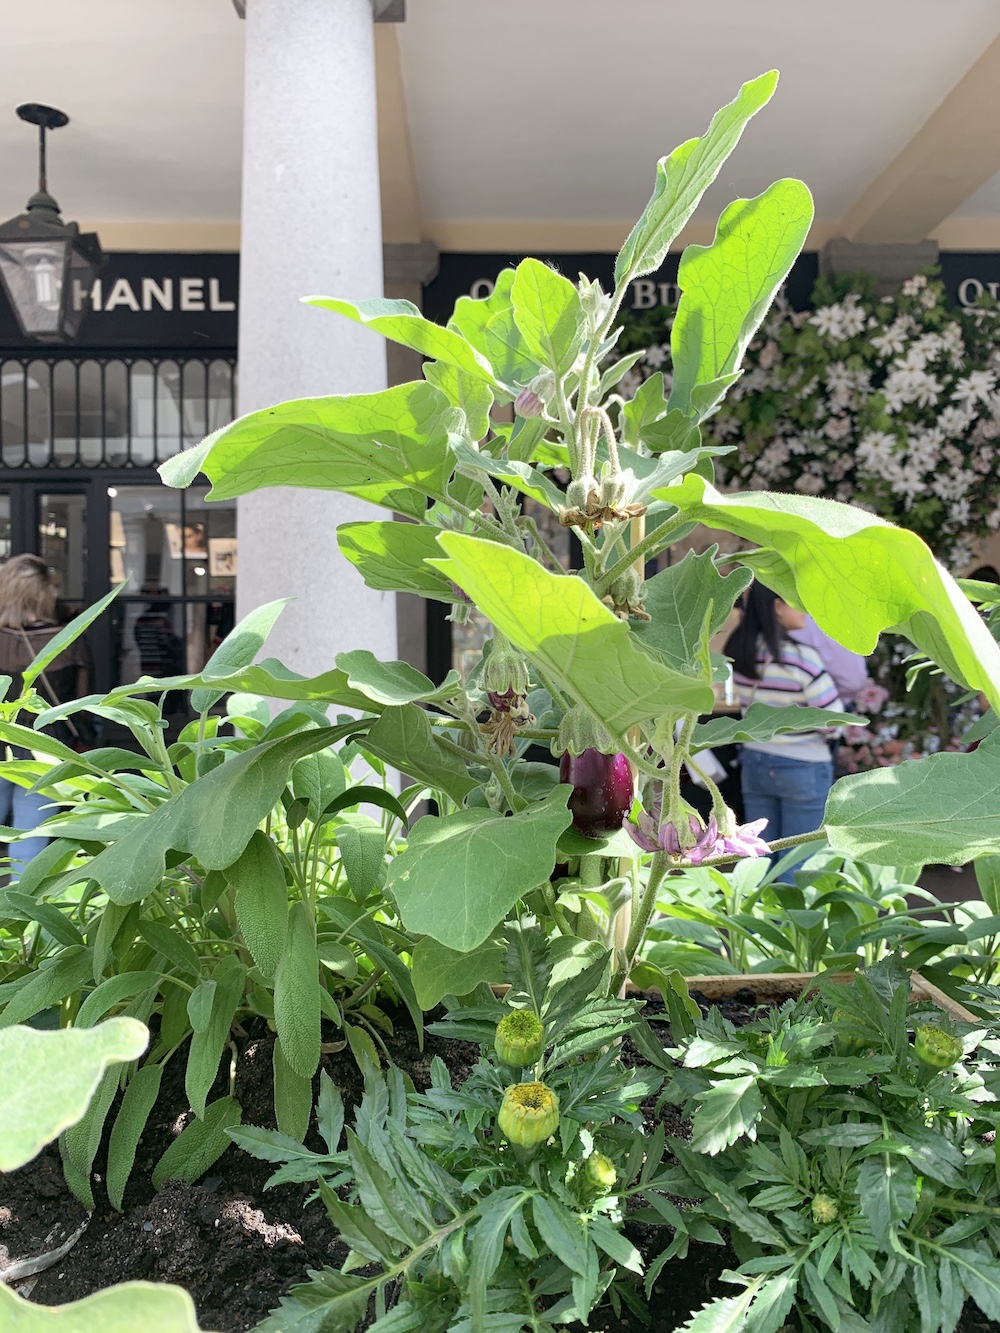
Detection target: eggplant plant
<box><xmin>119</xmin><ymin>73</ymin><xmax>1000</xmax><ymax>1001</ymax></box>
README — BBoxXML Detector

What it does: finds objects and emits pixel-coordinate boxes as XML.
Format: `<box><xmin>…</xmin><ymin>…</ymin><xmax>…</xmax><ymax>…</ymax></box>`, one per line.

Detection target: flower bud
<box><xmin>498</xmin><ymin>1082</ymin><xmax>560</xmax><ymax>1149</ymax></box>
<box><xmin>585</xmin><ymin>1151</ymin><xmax>617</xmax><ymax>1193</ymax></box>
<box><xmin>915</xmin><ymin>1024</ymin><xmax>963</xmax><ymax>1069</ymax></box>
<box><xmin>811</xmin><ymin>1193</ymin><xmax>839</xmax><ymax>1225</ymax></box>
<box><xmin>515</xmin><ymin>388</ymin><xmax>544</xmax><ymax>419</ymax></box>
<box><xmin>495</xmin><ymin>1010</ymin><xmax>545</xmax><ymax>1068</ymax></box>
<box><xmin>481</xmin><ymin>636</ymin><xmax>531</xmax><ymax>701</ymax></box>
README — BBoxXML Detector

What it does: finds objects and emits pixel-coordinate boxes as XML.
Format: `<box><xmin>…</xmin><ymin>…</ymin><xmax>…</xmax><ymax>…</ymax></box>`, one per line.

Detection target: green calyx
<box><xmin>811</xmin><ymin>1193</ymin><xmax>839</xmax><ymax>1225</ymax></box>
<box><xmin>481</xmin><ymin>633</ymin><xmax>531</xmax><ymax>700</ymax></box>
<box><xmin>915</xmin><ymin>1024</ymin><xmax>963</xmax><ymax>1069</ymax></box>
<box><xmin>495</xmin><ymin>1010</ymin><xmax>545</xmax><ymax>1068</ymax></box>
<box><xmin>498</xmin><ymin>1081</ymin><xmax>560</xmax><ymax>1148</ymax></box>
<box><xmin>553</xmin><ymin>704</ymin><xmax>615</xmax><ymax>758</ymax></box>
<box><xmin>585</xmin><ymin>1150</ymin><xmax>617</xmax><ymax>1193</ymax></box>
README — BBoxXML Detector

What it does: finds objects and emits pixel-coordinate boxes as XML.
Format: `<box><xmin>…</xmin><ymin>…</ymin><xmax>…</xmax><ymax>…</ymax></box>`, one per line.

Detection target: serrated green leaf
<box><xmin>857</xmin><ymin>1155</ymin><xmax>917</xmax><ymax>1248</ymax></box>
<box><xmin>690</xmin><ymin>1076</ymin><xmax>763</xmax><ymax>1155</ymax></box>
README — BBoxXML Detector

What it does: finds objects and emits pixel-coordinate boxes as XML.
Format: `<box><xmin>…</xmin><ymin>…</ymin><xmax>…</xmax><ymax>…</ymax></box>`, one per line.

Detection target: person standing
<box><xmin>788</xmin><ymin>615</ymin><xmax>868</xmax><ymax>707</ymax></box>
<box><xmin>0</xmin><ymin>555</ymin><xmax>91</xmax><ymax>876</ymax></box>
<box><xmin>724</xmin><ymin>583</ymin><xmax>842</xmax><ymax>861</ymax></box>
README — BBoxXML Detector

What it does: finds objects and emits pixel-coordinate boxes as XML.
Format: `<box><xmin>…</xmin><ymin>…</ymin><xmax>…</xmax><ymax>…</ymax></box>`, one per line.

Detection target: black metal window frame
<box><xmin>0</xmin><ymin>346</ymin><xmax>237</xmax><ymax>470</ymax></box>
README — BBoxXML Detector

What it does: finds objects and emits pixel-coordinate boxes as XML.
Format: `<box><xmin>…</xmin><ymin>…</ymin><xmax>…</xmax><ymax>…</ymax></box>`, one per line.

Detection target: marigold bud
<box><xmin>495</xmin><ymin>1010</ymin><xmax>545</xmax><ymax>1068</ymax></box>
<box><xmin>498</xmin><ymin>1081</ymin><xmax>560</xmax><ymax>1148</ymax></box>
<box><xmin>585</xmin><ymin>1151</ymin><xmax>617</xmax><ymax>1192</ymax></box>
<box><xmin>811</xmin><ymin>1193</ymin><xmax>839</xmax><ymax>1225</ymax></box>
<box><xmin>915</xmin><ymin>1024</ymin><xmax>963</xmax><ymax>1069</ymax></box>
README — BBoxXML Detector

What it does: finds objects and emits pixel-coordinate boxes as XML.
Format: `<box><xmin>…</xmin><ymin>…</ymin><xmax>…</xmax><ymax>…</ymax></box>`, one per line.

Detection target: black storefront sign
<box><xmin>425</xmin><ymin>252</ymin><xmax>1000</xmax><ymax>326</ymax></box>
<box><xmin>0</xmin><ymin>252</ymin><xmax>239</xmax><ymax>350</ymax></box>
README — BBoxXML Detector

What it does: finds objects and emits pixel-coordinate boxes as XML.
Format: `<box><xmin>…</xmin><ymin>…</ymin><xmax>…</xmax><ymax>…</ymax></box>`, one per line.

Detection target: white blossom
<box><xmin>823</xmin><ymin>416</ymin><xmax>852</xmax><ymax>441</ymax></box>
<box><xmin>794</xmin><ymin>473</ymin><xmax>825</xmax><ymax>495</ymax></box>
<box><xmin>937</xmin><ymin>404</ymin><xmax>974</xmax><ymax>438</ymax></box>
<box><xmin>902</xmin><ymin>274</ymin><xmax>928</xmax><ymax>297</ymax></box>
<box><xmin>952</xmin><ymin>370</ymin><xmax>996</xmax><ymax>405</ymax></box>
<box><xmin>891</xmin><ymin>465</ymin><xmax>927</xmax><ymax>506</ymax></box>
<box><xmin>870</xmin><ymin>321</ymin><xmax>910</xmax><ymax>357</ymax></box>
<box><xmin>643</xmin><ymin>344</ymin><xmax>669</xmax><ymax>368</ymax></box>
<box><xmin>810</xmin><ymin>305</ymin><xmax>846</xmax><ymax>339</ymax></box>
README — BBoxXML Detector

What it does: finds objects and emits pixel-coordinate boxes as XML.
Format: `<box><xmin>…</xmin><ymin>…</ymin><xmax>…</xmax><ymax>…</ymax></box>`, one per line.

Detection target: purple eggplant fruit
<box><xmin>559</xmin><ymin>748</ymin><xmax>633</xmax><ymax>838</ymax></box>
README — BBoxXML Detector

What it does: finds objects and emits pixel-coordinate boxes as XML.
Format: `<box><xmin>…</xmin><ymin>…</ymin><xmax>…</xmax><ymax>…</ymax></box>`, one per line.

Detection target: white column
<box><xmin>236</xmin><ymin>0</ymin><xmax>396</xmax><ymax>676</ymax></box>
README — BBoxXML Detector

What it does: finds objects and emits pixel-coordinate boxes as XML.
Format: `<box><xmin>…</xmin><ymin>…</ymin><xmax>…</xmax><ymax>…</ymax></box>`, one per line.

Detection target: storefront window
<box><xmin>108</xmin><ymin>483</ymin><xmax>237</xmax><ymax>690</ymax></box>
<box><xmin>0</xmin><ymin>355</ymin><xmax>236</xmax><ymax>469</ymax></box>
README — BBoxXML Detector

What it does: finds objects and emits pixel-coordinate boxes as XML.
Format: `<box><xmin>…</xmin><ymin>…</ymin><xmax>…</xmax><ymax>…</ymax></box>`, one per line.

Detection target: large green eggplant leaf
<box><xmin>51</xmin><ymin>726</ymin><xmax>352</xmax><ymax>905</ymax></box>
<box><xmin>410</xmin><ymin>935</ymin><xmax>505</xmax><ymax>1009</ymax></box>
<box><xmin>669</xmin><ymin>179</ymin><xmax>814</xmax><ymax>419</ymax></box>
<box><xmin>633</xmin><ymin>549</ymin><xmax>752</xmax><ymax>672</ymax></box>
<box><xmin>692</xmin><ymin>703</ymin><xmax>858</xmax><ymax>752</ymax></box>
<box><xmin>430</xmin><ymin>533</ymin><xmax>714</xmax><ymax>732</ymax></box>
<box><xmin>0</xmin><ymin>1281</ymin><xmax>207</xmax><ymax>1331</ymax></box>
<box><xmin>674</xmin><ymin>178</ymin><xmax>816</xmax><ymax>415</ymax></box>
<box><xmin>656</xmin><ymin>475</ymin><xmax>1000</xmax><ymax>709</ymax></box>
<box><xmin>337</xmin><ymin>520</ymin><xmax>456</xmax><ymax>601</ymax></box>
<box><xmin>336</xmin><ymin>650</ymin><xmax>462</xmax><ymax>707</ymax></box>
<box><xmin>449</xmin><ymin>270</ymin><xmax>542</xmax><ymax>394</ymax></box>
<box><xmin>614</xmin><ymin>71</ymin><xmax>779</xmax><ymax>285</ymax></box>
<box><xmin>362</xmin><ymin>704</ymin><xmax>478</xmax><ymax>805</ymax></box>
<box><xmin>618</xmin><ymin>445</ymin><xmax>731</xmax><ymax>510</ymax></box>
<box><xmin>306</xmin><ymin>296</ymin><xmax>499</xmax><ymax>386</ymax></box>
<box><xmin>191</xmin><ymin>599</ymin><xmax>288</xmax><ymax>715</ymax></box>
<box><xmin>387</xmin><ymin>788</ymin><xmax>573</xmax><ymax>951</ymax></box>
<box><xmin>159</xmin><ymin>381</ymin><xmax>459</xmax><ymax>519</ymax></box>
<box><xmin>510</xmin><ymin>258</ymin><xmax>587</xmax><ymax>377</ymax></box>
<box><xmin>620</xmin><ymin>373</ymin><xmax>668</xmax><ymax>445</ymax></box>
<box><xmin>450</xmin><ymin>438</ymin><xmax>565</xmax><ymax>512</ymax></box>
<box><xmin>825</xmin><ymin>735</ymin><xmax>1000</xmax><ymax>866</ymax></box>
<box><xmin>0</xmin><ymin>1018</ymin><xmax>149</xmax><ymax>1171</ymax></box>
<box><xmin>423</xmin><ymin>359</ymin><xmax>493</xmax><ymax>442</ymax></box>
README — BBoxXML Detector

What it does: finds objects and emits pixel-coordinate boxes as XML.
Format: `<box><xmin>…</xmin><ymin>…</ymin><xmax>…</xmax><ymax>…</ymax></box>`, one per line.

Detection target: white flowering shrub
<box><xmin>615</xmin><ymin>272</ymin><xmax>1000</xmax><ymax>768</ymax></box>
<box><xmin>617</xmin><ymin>270</ymin><xmax>1000</xmax><ymax>569</ymax></box>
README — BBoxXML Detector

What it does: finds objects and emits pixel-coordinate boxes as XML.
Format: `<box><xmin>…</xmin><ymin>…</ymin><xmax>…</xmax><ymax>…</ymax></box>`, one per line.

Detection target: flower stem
<box><xmin>610</xmin><ymin>850</ymin><xmax>670</xmax><ymax>994</ymax></box>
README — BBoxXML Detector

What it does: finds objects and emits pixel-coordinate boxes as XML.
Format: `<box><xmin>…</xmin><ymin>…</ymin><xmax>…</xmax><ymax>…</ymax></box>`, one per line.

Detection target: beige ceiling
<box><xmin>3</xmin><ymin>0</ymin><xmax>1000</xmax><ymax>252</ymax></box>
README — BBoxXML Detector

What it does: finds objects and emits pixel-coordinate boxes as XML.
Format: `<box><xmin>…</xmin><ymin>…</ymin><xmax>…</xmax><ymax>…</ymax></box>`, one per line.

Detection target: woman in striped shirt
<box><xmin>724</xmin><ymin>582</ymin><xmax>843</xmax><ymax>854</ymax></box>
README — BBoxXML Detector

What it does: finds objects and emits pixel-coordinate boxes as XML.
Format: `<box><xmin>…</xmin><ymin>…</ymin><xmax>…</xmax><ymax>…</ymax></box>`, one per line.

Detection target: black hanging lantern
<box><xmin>0</xmin><ymin>103</ymin><xmax>103</xmax><ymax>342</ymax></box>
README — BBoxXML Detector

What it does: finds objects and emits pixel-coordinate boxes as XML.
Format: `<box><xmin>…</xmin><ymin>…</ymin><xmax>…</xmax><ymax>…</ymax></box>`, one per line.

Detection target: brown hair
<box><xmin>0</xmin><ymin>554</ymin><xmax>58</xmax><ymax>629</ymax></box>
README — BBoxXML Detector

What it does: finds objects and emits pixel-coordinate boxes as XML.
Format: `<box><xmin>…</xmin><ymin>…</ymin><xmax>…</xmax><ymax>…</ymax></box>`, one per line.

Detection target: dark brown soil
<box><xmin>2</xmin><ymin>990</ymin><xmax>997</xmax><ymax>1333</ymax></box>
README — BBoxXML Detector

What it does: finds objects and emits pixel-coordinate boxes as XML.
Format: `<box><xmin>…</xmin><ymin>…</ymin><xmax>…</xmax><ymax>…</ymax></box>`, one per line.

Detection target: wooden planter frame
<box><xmin>675</xmin><ymin>971</ymin><xmax>978</xmax><ymax>1023</ymax></box>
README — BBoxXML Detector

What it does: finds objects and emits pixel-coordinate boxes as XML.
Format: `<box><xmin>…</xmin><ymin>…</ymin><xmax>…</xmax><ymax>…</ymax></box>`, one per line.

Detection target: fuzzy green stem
<box><xmin>596</xmin><ymin>516</ymin><xmax>688</xmax><ymax>593</ymax></box>
<box><xmin>611</xmin><ymin>850</ymin><xmax>670</xmax><ymax>995</ymax></box>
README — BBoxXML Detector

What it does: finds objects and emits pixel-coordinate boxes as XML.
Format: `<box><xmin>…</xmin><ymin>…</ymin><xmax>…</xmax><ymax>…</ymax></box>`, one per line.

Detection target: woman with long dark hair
<box><xmin>724</xmin><ymin>582</ymin><xmax>842</xmax><ymax>856</ymax></box>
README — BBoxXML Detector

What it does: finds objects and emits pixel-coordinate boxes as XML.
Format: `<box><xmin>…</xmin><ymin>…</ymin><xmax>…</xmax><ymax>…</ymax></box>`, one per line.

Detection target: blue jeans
<box><xmin>0</xmin><ymin>774</ymin><xmax>53</xmax><ymax>878</ymax></box>
<box><xmin>740</xmin><ymin>749</ymin><xmax>833</xmax><ymax>878</ymax></box>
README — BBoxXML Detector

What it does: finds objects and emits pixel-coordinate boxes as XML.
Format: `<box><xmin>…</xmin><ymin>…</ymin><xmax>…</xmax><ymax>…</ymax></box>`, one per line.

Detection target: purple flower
<box><xmin>717</xmin><ymin>819</ymin><xmax>771</xmax><ymax>859</ymax></box>
<box><xmin>626</xmin><ymin>809</ymin><xmax>770</xmax><ymax>863</ymax></box>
